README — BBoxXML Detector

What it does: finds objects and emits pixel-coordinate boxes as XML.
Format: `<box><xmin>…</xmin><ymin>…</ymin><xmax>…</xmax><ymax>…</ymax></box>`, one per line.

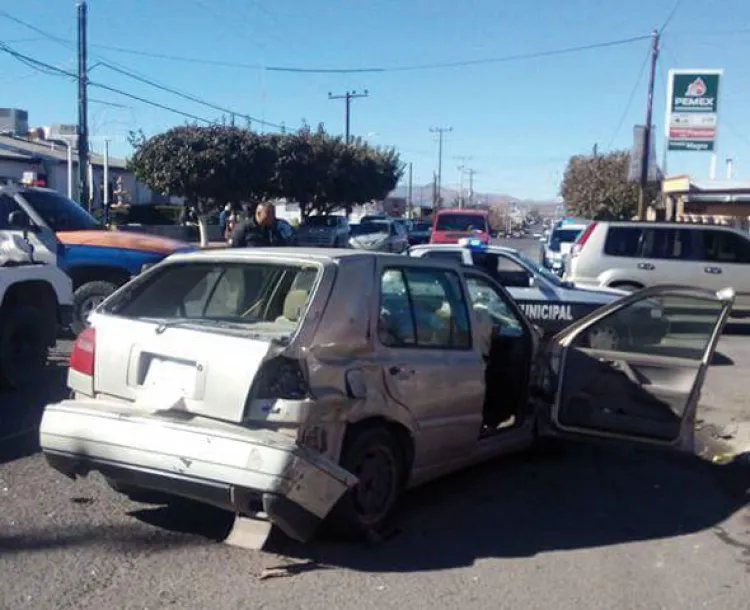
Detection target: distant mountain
<box><xmin>388</xmin><ymin>184</ymin><xmax>560</xmax><ymax>209</ymax></box>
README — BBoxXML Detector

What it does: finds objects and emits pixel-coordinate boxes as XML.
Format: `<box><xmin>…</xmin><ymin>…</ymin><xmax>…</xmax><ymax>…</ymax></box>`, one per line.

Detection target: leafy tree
<box><xmin>128</xmin><ymin>125</ymin><xmax>277</xmax><ymax>245</ymax></box>
<box><xmin>275</xmin><ymin>125</ymin><xmax>403</xmax><ymax>218</ymax></box>
<box><xmin>559</xmin><ymin>150</ymin><xmax>659</xmax><ymax>220</ymax></box>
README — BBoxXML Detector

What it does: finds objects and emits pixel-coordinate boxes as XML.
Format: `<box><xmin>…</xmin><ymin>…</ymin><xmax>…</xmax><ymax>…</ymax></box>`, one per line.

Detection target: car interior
<box><xmin>378</xmin><ymin>264</ymin><xmax>534</xmax><ymax>436</ymax></box>
<box><xmin>112</xmin><ymin>263</ymin><xmax>319</xmax><ymax>331</ymax></box>
<box><xmin>462</xmin><ymin>271</ymin><xmax>534</xmax><ymax>434</ymax></box>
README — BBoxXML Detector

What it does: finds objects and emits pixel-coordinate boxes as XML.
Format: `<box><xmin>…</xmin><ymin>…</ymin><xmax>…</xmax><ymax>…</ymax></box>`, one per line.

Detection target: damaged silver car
<box><xmin>40</xmin><ymin>247</ymin><xmax>735</xmax><ymax>543</ymax></box>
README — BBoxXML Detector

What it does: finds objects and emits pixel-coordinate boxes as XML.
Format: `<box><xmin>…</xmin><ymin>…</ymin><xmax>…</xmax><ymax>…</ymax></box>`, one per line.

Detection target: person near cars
<box><xmin>229</xmin><ymin>202</ymin><xmax>287</xmax><ymax>248</ymax></box>
<box><xmin>219</xmin><ymin>203</ymin><xmax>231</xmax><ymax>239</ymax></box>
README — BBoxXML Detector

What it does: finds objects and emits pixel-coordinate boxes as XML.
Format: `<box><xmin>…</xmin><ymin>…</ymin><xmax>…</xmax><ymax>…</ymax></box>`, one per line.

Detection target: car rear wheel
<box><xmin>326</xmin><ymin>426</ymin><xmax>406</xmax><ymax>539</ymax></box>
<box><xmin>0</xmin><ymin>305</ymin><xmax>49</xmax><ymax>391</ymax></box>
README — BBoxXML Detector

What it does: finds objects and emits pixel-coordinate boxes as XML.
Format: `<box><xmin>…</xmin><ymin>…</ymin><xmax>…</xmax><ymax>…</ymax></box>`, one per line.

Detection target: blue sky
<box><xmin>2</xmin><ymin>0</ymin><xmax>749</xmax><ymax>200</ymax></box>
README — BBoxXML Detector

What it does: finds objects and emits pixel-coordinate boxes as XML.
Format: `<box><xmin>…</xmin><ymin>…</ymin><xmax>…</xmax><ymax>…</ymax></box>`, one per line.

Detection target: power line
<box><xmin>1</xmin><ymin>15</ymin><xmax>651</xmax><ymax>74</ymax></box>
<box><xmin>0</xmin><ymin>9</ymin><xmax>287</xmax><ymax>130</ymax></box>
<box><xmin>96</xmin><ymin>61</ymin><xmax>284</xmax><ymax>129</ymax></box>
<box><xmin>0</xmin><ymin>41</ymin><xmax>212</xmax><ymax>123</ymax></box>
<box><xmin>659</xmin><ymin>0</ymin><xmax>684</xmax><ymax>34</ymax></box>
<box><xmin>606</xmin><ymin>46</ymin><xmax>652</xmax><ymax>149</ymax></box>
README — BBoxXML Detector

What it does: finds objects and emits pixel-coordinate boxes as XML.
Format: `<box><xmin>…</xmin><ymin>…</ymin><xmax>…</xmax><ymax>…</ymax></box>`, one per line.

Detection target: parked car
<box><xmin>430</xmin><ymin>208</ymin><xmax>491</xmax><ymax>245</ymax></box>
<box><xmin>539</xmin><ymin>218</ymin><xmax>589</xmax><ymax>276</ymax></box>
<box><xmin>407</xmin><ymin>220</ymin><xmax>432</xmax><ymax>246</ymax></box>
<box><xmin>40</xmin><ymin>248</ymin><xmax>734</xmax><ymax>543</ymax></box>
<box><xmin>275</xmin><ymin>218</ymin><xmax>297</xmax><ymax>246</ymax></box>
<box><xmin>295</xmin><ymin>215</ymin><xmax>349</xmax><ymax>247</ymax></box>
<box><xmin>566</xmin><ymin>220</ymin><xmax>750</xmax><ymax>316</ymax></box>
<box><xmin>349</xmin><ymin>219</ymin><xmax>408</xmax><ymax>252</ymax></box>
<box><xmin>0</xmin><ymin>235</ymin><xmax>73</xmax><ymax>390</ymax></box>
<box><xmin>0</xmin><ymin>185</ymin><xmax>195</xmax><ymax>333</ymax></box>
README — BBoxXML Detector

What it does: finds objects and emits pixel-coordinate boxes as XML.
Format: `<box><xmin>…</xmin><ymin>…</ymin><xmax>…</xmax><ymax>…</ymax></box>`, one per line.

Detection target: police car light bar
<box><xmin>458</xmin><ymin>237</ymin><xmax>487</xmax><ymax>251</ymax></box>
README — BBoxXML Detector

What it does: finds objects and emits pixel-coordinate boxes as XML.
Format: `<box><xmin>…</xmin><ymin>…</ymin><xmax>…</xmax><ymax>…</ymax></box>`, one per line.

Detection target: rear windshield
<box><xmin>548</xmin><ymin>227</ymin><xmax>583</xmax><ymax>251</ymax></box>
<box><xmin>351</xmin><ymin>222</ymin><xmax>389</xmax><ymax>235</ymax></box>
<box><xmin>435</xmin><ymin>213</ymin><xmax>487</xmax><ymax>232</ymax></box>
<box><xmin>103</xmin><ymin>262</ymin><xmax>320</xmax><ymax>335</ymax></box>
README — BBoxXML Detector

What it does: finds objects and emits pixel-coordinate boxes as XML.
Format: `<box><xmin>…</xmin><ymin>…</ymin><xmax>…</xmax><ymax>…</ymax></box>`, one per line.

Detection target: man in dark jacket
<box><xmin>229</xmin><ymin>202</ymin><xmax>286</xmax><ymax>248</ymax></box>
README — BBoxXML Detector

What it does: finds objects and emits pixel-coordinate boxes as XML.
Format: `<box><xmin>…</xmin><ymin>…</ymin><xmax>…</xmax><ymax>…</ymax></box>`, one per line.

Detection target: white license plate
<box><xmin>143</xmin><ymin>358</ymin><xmax>196</xmax><ymax>396</ymax></box>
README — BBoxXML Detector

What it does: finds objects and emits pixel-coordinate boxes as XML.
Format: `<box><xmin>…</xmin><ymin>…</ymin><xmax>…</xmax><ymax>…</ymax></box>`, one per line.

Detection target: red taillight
<box><xmin>571</xmin><ymin>222</ymin><xmax>597</xmax><ymax>256</ymax></box>
<box><xmin>69</xmin><ymin>327</ymin><xmax>96</xmax><ymax>376</ymax></box>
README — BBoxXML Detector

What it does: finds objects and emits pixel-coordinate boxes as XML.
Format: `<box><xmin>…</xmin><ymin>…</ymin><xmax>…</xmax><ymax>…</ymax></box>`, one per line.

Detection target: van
<box><xmin>566</xmin><ymin>221</ymin><xmax>750</xmax><ymax>315</ymax></box>
<box><xmin>430</xmin><ymin>208</ymin><xmax>490</xmax><ymax>245</ymax></box>
<box><xmin>539</xmin><ymin>218</ymin><xmax>589</xmax><ymax>275</ymax></box>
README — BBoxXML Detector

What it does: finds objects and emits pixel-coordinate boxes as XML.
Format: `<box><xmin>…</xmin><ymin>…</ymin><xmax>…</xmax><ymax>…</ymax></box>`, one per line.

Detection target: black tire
<box><xmin>71</xmin><ymin>280</ymin><xmax>119</xmax><ymax>334</ymax></box>
<box><xmin>326</xmin><ymin>426</ymin><xmax>406</xmax><ymax>540</ymax></box>
<box><xmin>0</xmin><ymin>305</ymin><xmax>49</xmax><ymax>391</ymax></box>
<box><xmin>609</xmin><ymin>281</ymin><xmax>643</xmax><ymax>293</ymax></box>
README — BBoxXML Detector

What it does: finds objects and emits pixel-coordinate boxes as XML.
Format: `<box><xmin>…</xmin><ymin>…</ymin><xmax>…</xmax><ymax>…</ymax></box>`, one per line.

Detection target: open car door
<box><xmin>538</xmin><ymin>285</ymin><xmax>735</xmax><ymax>451</ymax></box>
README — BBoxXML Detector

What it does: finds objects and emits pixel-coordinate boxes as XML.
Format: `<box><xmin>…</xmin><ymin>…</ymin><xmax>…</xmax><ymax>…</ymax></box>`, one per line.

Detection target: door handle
<box><xmin>637</xmin><ymin>262</ymin><xmax>655</xmax><ymax>270</ymax></box>
<box><xmin>704</xmin><ymin>266</ymin><xmax>722</xmax><ymax>274</ymax></box>
<box><xmin>389</xmin><ymin>365</ymin><xmax>414</xmax><ymax>377</ymax></box>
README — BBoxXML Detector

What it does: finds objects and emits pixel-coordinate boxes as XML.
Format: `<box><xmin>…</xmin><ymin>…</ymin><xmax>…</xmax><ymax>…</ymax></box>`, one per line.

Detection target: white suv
<box><xmin>566</xmin><ymin>221</ymin><xmax>750</xmax><ymax>315</ymax></box>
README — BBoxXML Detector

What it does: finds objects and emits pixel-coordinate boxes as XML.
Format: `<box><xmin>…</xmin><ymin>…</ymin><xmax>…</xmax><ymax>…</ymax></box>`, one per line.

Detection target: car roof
<box><xmin>591</xmin><ymin>220</ymin><xmax>750</xmax><ymax>238</ymax></box>
<box><xmin>165</xmin><ymin>247</ymin><xmax>469</xmax><ymax>270</ymax></box>
<box><xmin>410</xmin><ymin>243</ymin><xmax>521</xmax><ymax>256</ymax></box>
<box><xmin>435</xmin><ymin>208</ymin><xmax>488</xmax><ymax>215</ymax></box>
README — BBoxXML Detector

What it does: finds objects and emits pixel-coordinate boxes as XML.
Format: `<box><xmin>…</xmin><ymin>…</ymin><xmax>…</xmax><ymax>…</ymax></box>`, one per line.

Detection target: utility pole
<box><xmin>457</xmin><ymin>165</ymin><xmax>465</xmax><ymax>208</ymax></box>
<box><xmin>77</xmin><ymin>1</ymin><xmax>90</xmax><ymax>210</ymax></box>
<box><xmin>465</xmin><ymin>168</ymin><xmax>477</xmax><ymax>207</ymax></box>
<box><xmin>430</xmin><ymin>126</ymin><xmax>452</xmax><ymax>209</ymax></box>
<box><xmin>637</xmin><ymin>29</ymin><xmax>659</xmax><ymax>221</ymax></box>
<box><xmin>328</xmin><ymin>90</ymin><xmax>369</xmax><ymax>144</ymax></box>
<box><xmin>407</xmin><ymin>162</ymin><xmax>413</xmax><ymax>219</ymax></box>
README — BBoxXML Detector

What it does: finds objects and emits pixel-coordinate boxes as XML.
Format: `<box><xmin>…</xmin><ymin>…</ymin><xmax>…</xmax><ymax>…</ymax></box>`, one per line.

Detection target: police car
<box><xmin>407</xmin><ymin>238</ymin><xmax>631</xmax><ymax>336</ymax></box>
<box><xmin>539</xmin><ymin>217</ymin><xmax>590</xmax><ymax>276</ymax></box>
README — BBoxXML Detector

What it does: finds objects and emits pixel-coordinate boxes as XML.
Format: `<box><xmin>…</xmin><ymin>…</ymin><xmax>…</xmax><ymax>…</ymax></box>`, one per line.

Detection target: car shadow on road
<box><xmin>266</xmin><ymin>444</ymin><xmax>749</xmax><ymax>573</ymax></box>
<box><xmin>0</xmin><ymin>356</ymin><xmax>69</xmax><ymax>465</ymax></box>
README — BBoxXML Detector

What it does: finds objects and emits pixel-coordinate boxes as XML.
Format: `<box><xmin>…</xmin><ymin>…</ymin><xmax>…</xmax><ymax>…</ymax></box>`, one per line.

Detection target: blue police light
<box><xmin>458</xmin><ymin>237</ymin><xmax>487</xmax><ymax>251</ymax></box>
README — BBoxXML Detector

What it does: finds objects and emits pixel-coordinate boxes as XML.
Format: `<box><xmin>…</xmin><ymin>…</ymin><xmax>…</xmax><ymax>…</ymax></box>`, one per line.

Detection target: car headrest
<box><xmin>282</xmin><ymin>289</ymin><xmax>310</xmax><ymax>322</ymax></box>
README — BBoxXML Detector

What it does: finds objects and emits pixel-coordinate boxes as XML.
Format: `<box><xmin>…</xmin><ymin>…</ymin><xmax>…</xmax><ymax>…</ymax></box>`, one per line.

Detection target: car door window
<box><xmin>0</xmin><ymin>194</ymin><xmax>22</xmax><ymax>229</ymax></box>
<box><xmin>420</xmin><ymin>250</ymin><xmax>463</xmax><ymax>266</ymax></box>
<box><xmin>556</xmin><ymin>288</ymin><xmax>731</xmax><ymax>443</ymax></box>
<box><xmin>470</xmin><ymin>251</ymin><xmax>531</xmax><ymax>288</ymax></box>
<box><xmin>464</xmin><ymin>275</ymin><xmax>525</xmax><ymax>336</ymax></box>
<box><xmin>701</xmin><ymin>229</ymin><xmax>750</xmax><ymax>264</ymax></box>
<box><xmin>378</xmin><ymin>267</ymin><xmax>472</xmax><ymax>349</ymax></box>
<box><xmin>603</xmin><ymin>226</ymin><xmax>642</xmax><ymax>257</ymax></box>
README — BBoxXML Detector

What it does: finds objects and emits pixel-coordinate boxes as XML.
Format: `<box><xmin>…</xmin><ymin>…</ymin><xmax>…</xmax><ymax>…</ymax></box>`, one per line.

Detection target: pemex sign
<box><xmin>666</xmin><ymin>69</ymin><xmax>722</xmax><ymax>152</ymax></box>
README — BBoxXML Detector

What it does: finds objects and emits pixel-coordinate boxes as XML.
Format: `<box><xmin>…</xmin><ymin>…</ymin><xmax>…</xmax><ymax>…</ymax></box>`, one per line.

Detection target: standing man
<box><xmin>230</xmin><ymin>202</ymin><xmax>287</xmax><ymax>248</ymax></box>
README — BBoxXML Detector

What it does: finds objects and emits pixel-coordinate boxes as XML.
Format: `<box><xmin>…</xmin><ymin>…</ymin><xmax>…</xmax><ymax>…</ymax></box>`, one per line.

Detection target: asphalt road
<box><xmin>1</xmin><ymin>238</ymin><xmax>749</xmax><ymax>610</ymax></box>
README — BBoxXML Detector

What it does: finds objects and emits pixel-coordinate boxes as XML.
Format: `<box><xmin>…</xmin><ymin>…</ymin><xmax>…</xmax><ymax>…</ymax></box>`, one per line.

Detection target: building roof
<box><xmin>663</xmin><ymin>174</ymin><xmax>750</xmax><ymax>195</ymax></box>
<box><xmin>0</xmin><ymin>134</ymin><xmax>128</xmax><ymax>169</ymax></box>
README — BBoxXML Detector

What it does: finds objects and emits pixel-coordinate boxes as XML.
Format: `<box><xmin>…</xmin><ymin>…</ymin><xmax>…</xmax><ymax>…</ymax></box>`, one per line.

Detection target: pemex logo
<box><xmin>686</xmin><ymin>77</ymin><xmax>707</xmax><ymax>97</ymax></box>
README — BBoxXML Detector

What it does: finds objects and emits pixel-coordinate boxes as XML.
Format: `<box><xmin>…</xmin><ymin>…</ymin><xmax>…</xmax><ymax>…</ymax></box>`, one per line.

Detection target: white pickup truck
<box><xmin>0</xmin><ymin>236</ymin><xmax>73</xmax><ymax>391</ymax></box>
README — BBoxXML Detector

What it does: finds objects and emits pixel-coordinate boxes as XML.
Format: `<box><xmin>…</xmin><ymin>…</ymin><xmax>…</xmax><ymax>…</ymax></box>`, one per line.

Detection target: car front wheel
<box><xmin>71</xmin><ymin>280</ymin><xmax>119</xmax><ymax>334</ymax></box>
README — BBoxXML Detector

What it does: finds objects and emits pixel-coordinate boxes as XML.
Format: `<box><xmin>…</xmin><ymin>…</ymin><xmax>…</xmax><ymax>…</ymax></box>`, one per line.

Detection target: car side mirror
<box><xmin>8</xmin><ymin>211</ymin><xmax>35</xmax><ymax>231</ymax></box>
<box><xmin>527</xmin><ymin>275</ymin><xmax>536</xmax><ymax>288</ymax></box>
